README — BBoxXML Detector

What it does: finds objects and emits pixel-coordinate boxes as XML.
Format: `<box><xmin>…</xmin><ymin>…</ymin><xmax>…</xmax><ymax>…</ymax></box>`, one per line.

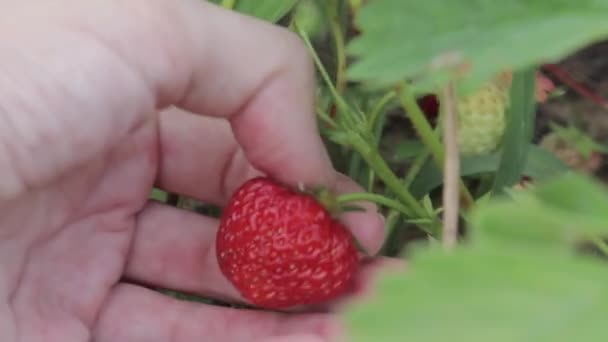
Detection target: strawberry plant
<box><xmin>157</xmin><ymin>0</ymin><xmax>608</xmax><ymax>340</ymax></box>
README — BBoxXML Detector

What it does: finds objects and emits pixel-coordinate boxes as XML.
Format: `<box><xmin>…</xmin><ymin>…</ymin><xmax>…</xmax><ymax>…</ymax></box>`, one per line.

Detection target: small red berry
<box><xmin>417</xmin><ymin>94</ymin><xmax>440</xmax><ymax>125</ymax></box>
<box><xmin>216</xmin><ymin>177</ymin><xmax>359</xmax><ymax>309</ymax></box>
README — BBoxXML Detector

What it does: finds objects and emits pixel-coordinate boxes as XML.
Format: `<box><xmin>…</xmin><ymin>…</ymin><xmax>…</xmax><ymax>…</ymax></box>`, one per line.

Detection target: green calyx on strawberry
<box><xmin>215</xmin><ymin>177</ymin><xmax>360</xmax><ymax>309</ymax></box>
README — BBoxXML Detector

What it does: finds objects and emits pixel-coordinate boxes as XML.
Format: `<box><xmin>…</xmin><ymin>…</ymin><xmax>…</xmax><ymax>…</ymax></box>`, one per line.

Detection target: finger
<box><xmin>333</xmin><ymin>173</ymin><xmax>385</xmax><ymax>256</ymax></box>
<box><xmin>125</xmin><ymin>201</ymin><xmax>242</xmax><ymax>302</ymax></box>
<box><xmin>155</xmin><ymin>107</ymin><xmax>261</xmax><ymax>205</ymax></box>
<box><xmin>1</xmin><ymin>0</ymin><xmax>331</xmax><ymax>198</ymax></box>
<box><xmin>152</xmin><ymin>0</ymin><xmax>333</xmax><ymax>189</ymax></box>
<box><xmin>93</xmin><ymin>284</ymin><xmax>340</xmax><ymax>342</ymax></box>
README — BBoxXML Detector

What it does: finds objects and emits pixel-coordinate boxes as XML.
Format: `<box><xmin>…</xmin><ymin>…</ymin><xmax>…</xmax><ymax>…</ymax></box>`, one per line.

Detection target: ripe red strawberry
<box><xmin>216</xmin><ymin>177</ymin><xmax>359</xmax><ymax>309</ymax></box>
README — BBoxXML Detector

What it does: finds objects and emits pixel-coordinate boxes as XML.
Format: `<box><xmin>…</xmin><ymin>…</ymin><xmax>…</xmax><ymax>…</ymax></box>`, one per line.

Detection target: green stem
<box><xmin>329</xmin><ymin>3</ymin><xmax>347</xmax><ymax>94</ymax></box>
<box><xmin>221</xmin><ymin>0</ymin><xmax>236</xmax><ymax>9</ymax></box>
<box><xmin>347</xmin><ymin>152</ymin><xmax>362</xmax><ymax>182</ymax></box>
<box><xmin>366</xmin><ymin>169</ymin><xmax>376</xmax><ymax>193</ymax></box>
<box><xmin>298</xmin><ymin>21</ymin><xmax>438</xmax><ymax>236</ymax></box>
<box><xmin>397</xmin><ymin>84</ymin><xmax>445</xmax><ymax>165</ymax></box>
<box><xmin>350</xmin><ymin>138</ymin><xmax>439</xmax><ymax>236</ymax></box>
<box><xmin>365</xmin><ymin>91</ymin><xmax>395</xmax><ymax>191</ymax></box>
<box><xmin>368</xmin><ymin>91</ymin><xmax>396</xmax><ymax>136</ymax></box>
<box><xmin>296</xmin><ymin>24</ymin><xmax>350</xmax><ymax>117</ymax></box>
<box><xmin>337</xmin><ymin>192</ymin><xmax>411</xmax><ymax>217</ymax></box>
<box><xmin>355</xmin><ymin>140</ymin><xmax>419</xmax><ymax>215</ymax></box>
<box><xmin>403</xmin><ymin>149</ymin><xmax>431</xmax><ymax>187</ymax></box>
<box><xmin>406</xmin><ymin>108</ymin><xmax>442</xmax><ymax>194</ymax></box>
<box><xmin>591</xmin><ymin>235</ymin><xmax>608</xmax><ymax>256</ymax></box>
<box><xmin>397</xmin><ymin>84</ymin><xmax>475</xmax><ymax>208</ymax></box>
<box><xmin>316</xmin><ymin>107</ymin><xmax>337</xmax><ymax>128</ymax></box>
<box><xmin>379</xmin><ymin>210</ymin><xmax>404</xmax><ymax>255</ymax></box>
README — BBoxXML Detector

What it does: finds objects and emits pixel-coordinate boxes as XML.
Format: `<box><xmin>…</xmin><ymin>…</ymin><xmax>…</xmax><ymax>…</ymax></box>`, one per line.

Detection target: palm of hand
<box><xmin>2</xmin><ymin>119</ymin><xmax>336</xmax><ymax>341</ymax></box>
<box><xmin>2</xmin><ymin>121</ymin><xmax>157</xmax><ymax>340</ymax></box>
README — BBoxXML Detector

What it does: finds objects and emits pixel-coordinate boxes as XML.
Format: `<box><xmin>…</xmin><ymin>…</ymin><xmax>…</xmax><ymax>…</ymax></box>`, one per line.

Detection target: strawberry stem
<box><xmin>367</xmin><ymin>90</ymin><xmax>396</xmax><ymax>137</ymax></box>
<box><xmin>328</xmin><ymin>0</ymin><xmax>347</xmax><ymax>94</ymax></box>
<box><xmin>348</xmin><ymin>136</ymin><xmax>440</xmax><ymax>236</ymax></box>
<box><xmin>316</xmin><ymin>106</ymin><xmax>338</xmax><ymax>128</ymax></box>
<box><xmin>336</xmin><ymin>192</ymin><xmax>412</xmax><ymax>217</ymax></box>
<box><xmin>297</xmin><ymin>23</ymin><xmax>441</xmax><ymax>237</ymax></box>
<box><xmin>296</xmin><ymin>23</ymin><xmax>352</xmax><ymax>126</ymax></box>
<box><xmin>396</xmin><ymin>83</ymin><xmax>445</xmax><ymax>166</ymax></box>
<box><xmin>311</xmin><ymin>186</ymin><xmax>341</xmax><ymax>213</ymax></box>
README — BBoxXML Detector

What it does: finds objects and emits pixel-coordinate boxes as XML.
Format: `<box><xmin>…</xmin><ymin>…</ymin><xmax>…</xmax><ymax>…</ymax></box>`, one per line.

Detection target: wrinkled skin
<box><xmin>0</xmin><ymin>1</ymin><xmax>386</xmax><ymax>341</ymax></box>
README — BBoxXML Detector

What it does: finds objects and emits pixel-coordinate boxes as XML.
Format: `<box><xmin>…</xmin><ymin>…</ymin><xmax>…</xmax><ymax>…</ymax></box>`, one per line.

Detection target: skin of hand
<box><xmin>0</xmin><ymin>1</ymin><xmax>387</xmax><ymax>341</ymax></box>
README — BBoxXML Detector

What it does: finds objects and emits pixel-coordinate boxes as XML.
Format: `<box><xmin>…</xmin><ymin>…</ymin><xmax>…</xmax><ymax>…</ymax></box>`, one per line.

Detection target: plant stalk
<box><xmin>337</xmin><ymin>192</ymin><xmax>412</xmax><ymax>217</ymax></box>
<box><xmin>329</xmin><ymin>0</ymin><xmax>347</xmax><ymax>94</ymax></box>
<box><xmin>441</xmin><ymin>83</ymin><xmax>460</xmax><ymax>249</ymax></box>
<box><xmin>397</xmin><ymin>83</ymin><xmax>475</xmax><ymax>208</ymax></box>
<box><xmin>350</xmin><ymin>137</ymin><xmax>440</xmax><ymax>235</ymax></box>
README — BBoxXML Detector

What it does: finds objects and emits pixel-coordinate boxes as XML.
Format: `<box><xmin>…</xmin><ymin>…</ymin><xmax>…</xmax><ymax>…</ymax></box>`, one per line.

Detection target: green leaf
<box><xmin>347</xmin><ymin>0</ymin><xmax>608</xmax><ymax>94</ymax></box>
<box><xmin>343</xmin><ymin>244</ymin><xmax>608</xmax><ymax>341</ymax></box>
<box><xmin>533</xmin><ymin>172</ymin><xmax>608</xmax><ymax>220</ymax></box>
<box><xmin>471</xmin><ymin>194</ymin><xmax>595</xmax><ymax>248</ymax></box>
<box><xmin>409</xmin><ymin>145</ymin><xmax>569</xmax><ymax>198</ymax></box>
<box><xmin>492</xmin><ymin>68</ymin><xmax>537</xmax><ymax>193</ymax></box>
<box><xmin>471</xmin><ymin>173</ymin><xmax>608</xmax><ymax>247</ymax></box>
<box><xmin>234</xmin><ymin>0</ymin><xmax>298</xmax><ymax>23</ymax></box>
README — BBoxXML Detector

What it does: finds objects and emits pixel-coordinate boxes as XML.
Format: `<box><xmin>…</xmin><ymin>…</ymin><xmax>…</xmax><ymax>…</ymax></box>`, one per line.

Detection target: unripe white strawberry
<box><xmin>456</xmin><ymin>77</ymin><xmax>510</xmax><ymax>156</ymax></box>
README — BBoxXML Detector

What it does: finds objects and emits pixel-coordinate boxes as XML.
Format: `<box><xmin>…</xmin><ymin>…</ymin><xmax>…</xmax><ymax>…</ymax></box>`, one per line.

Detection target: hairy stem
<box><xmin>350</xmin><ymin>138</ymin><xmax>439</xmax><ymax>235</ymax></box>
<box><xmin>368</xmin><ymin>91</ymin><xmax>396</xmax><ymax>135</ymax></box>
<box><xmin>403</xmin><ymin>149</ymin><xmax>431</xmax><ymax>187</ymax></box>
<box><xmin>329</xmin><ymin>1</ymin><xmax>347</xmax><ymax>94</ymax></box>
<box><xmin>337</xmin><ymin>192</ymin><xmax>411</xmax><ymax>217</ymax></box>
<box><xmin>397</xmin><ymin>84</ymin><xmax>444</xmax><ymax>165</ymax></box>
<box><xmin>298</xmin><ymin>22</ymin><xmax>438</xmax><ymax>236</ymax></box>
<box><xmin>316</xmin><ymin>107</ymin><xmax>338</xmax><ymax>128</ymax></box>
<box><xmin>297</xmin><ymin>24</ymin><xmax>356</xmax><ymax>128</ymax></box>
<box><xmin>366</xmin><ymin>91</ymin><xmax>395</xmax><ymax>191</ymax></box>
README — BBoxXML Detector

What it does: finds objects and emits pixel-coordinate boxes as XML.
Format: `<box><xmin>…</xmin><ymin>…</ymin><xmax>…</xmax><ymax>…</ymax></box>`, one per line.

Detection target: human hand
<box><xmin>0</xmin><ymin>1</ymin><xmax>385</xmax><ymax>341</ymax></box>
